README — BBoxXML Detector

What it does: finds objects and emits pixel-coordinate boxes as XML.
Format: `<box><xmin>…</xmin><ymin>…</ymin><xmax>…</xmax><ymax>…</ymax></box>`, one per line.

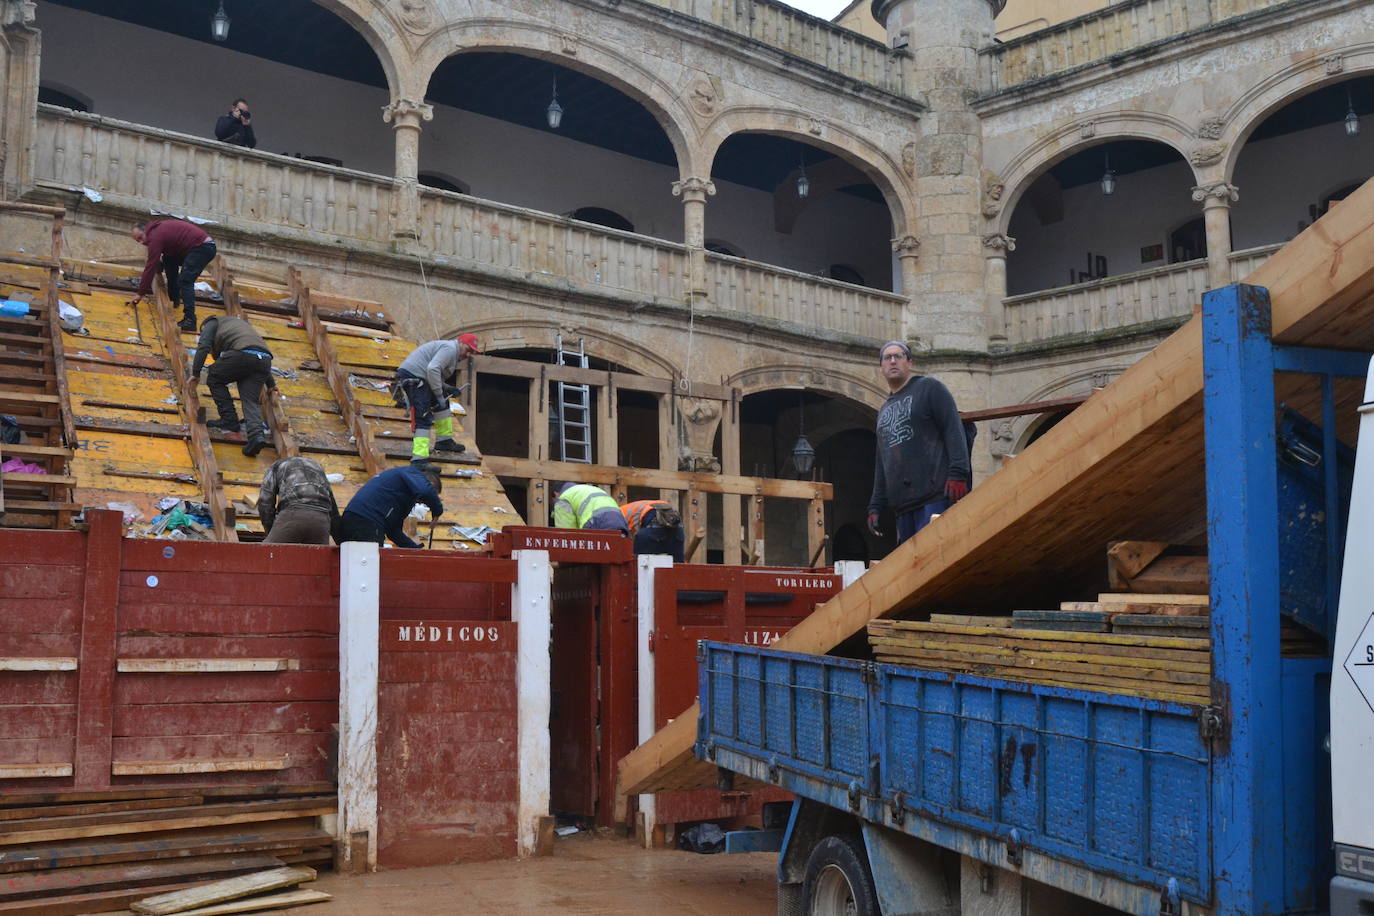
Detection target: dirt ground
<box><xmin>293</xmin><ymin>833</ymin><xmax>778</xmax><ymax>915</ymax></box>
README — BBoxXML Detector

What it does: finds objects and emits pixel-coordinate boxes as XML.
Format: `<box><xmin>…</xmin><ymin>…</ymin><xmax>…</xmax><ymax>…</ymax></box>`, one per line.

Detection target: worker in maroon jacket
<box><xmin>127</xmin><ymin>218</ymin><xmax>217</xmax><ymax>332</ymax></box>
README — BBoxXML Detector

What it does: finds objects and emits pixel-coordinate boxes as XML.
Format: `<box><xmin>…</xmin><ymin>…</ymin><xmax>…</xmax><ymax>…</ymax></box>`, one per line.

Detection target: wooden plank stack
<box><xmin>868</xmin><ymin>618</ymin><xmax>1212</xmax><ymax>706</ymax></box>
<box><xmin>0</xmin><ymin>784</ymin><xmax>334</xmax><ymax>915</ymax></box>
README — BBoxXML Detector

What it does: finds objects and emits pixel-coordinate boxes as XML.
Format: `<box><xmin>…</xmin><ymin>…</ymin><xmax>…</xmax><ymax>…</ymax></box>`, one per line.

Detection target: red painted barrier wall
<box><xmin>0</xmin><ymin>511</ymin><xmax>340</xmax><ymax>792</ymax></box>
<box><xmin>375</xmin><ymin>551</ymin><xmax>519</xmax><ymax>867</ymax></box>
<box><xmin>650</xmin><ymin>565</ymin><xmax>844</xmax><ymax>828</ymax></box>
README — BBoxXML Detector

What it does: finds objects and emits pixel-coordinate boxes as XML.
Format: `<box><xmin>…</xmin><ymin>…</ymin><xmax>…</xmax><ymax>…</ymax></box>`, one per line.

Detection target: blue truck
<box><xmin>694</xmin><ymin>283</ymin><xmax>1372</xmax><ymax>915</ymax></box>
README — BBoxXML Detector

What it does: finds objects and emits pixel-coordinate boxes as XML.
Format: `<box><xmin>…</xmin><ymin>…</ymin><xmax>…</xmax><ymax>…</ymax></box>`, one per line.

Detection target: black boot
<box><xmin>433</xmin><ymin>438</ymin><xmax>465</xmax><ymax>454</ymax></box>
<box><xmin>206</xmin><ymin>417</ymin><xmax>240</xmax><ymax>433</ymax></box>
<box><xmin>177</xmin><ymin>313</ymin><xmax>197</xmax><ymax>332</ymax></box>
<box><xmin>242</xmin><ymin>435</ymin><xmax>267</xmax><ymax>457</ymax></box>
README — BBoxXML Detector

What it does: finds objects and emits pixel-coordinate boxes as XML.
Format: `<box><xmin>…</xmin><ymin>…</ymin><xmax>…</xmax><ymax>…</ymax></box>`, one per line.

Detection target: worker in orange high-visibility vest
<box><xmin>620</xmin><ymin>498</ymin><xmax>684</xmax><ymax>562</ymax></box>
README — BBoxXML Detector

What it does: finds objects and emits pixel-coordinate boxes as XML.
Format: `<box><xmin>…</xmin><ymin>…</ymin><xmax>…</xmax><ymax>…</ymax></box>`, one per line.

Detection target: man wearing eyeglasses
<box><xmin>866</xmin><ymin>341</ymin><xmax>971</xmax><ymax>546</ymax></box>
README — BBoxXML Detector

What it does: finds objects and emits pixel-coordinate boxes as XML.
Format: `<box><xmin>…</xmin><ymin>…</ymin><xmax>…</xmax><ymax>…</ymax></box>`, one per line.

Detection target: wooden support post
<box><xmin>807</xmin><ymin>498</ymin><xmax>826</xmax><ymax>567</ymax></box>
<box><xmin>527</xmin><ymin>374</ymin><xmax>549</xmax><ymax>525</ymax></box>
<box><xmin>658</xmin><ymin>391</ymin><xmax>676</xmax><ymax>505</ymax></box>
<box><xmin>751</xmin><ymin>495</ymin><xmax>766</xmax><ymax>566</ymax></box>
<box><xmin>597</xmin><ymin>372</ymin><xmax>618</xmax><ymax>468</ymax></box>
<box><xmin>721</xmin><ymin>390</ymin><xmax>742</xmax><ymax>565</ymax></box>
<box><xmin>684</xmin><ymin>487</ymin><xmax>704</xmax><ymax>563</ymax></box>
<box><xmin>291</xmin><ymin>267</ymin><xmax>382</xmax><ymax>475</ymax></box>
<box><xmin>73</xmin><ymin>509</ymin><xmax>121</xmax><ymax>788</ymax></box>
<box><xmin>43</xmin><ymin>208</ymin><xmax>77</xmax><ymax>528</ymax></box>
<box><xmin>150</xmin><ymin>279</ymin><xmax>237</xmax><ymax>542</ymax></box>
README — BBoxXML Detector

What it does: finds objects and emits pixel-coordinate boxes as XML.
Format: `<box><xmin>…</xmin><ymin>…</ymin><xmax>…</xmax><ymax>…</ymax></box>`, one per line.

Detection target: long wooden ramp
<box><xmin>620</xmin><ymin>177</ymin><xmax>1374</xmax><ymax>797</ymax></box>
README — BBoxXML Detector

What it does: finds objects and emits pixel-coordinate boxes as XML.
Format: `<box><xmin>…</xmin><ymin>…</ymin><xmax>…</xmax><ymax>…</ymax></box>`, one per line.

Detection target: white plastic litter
<box><xmin>554</xmin><ymin>826</ymin><xmax>578</xmax><ymax>837</ymax></box>
<box><xmin>81</xmin><ymin>187</ymin><xmax>103</xmax><ymax>203</ymax></box>
<box><xmin>57</xmin><ymin>300</ymin><xmax>83</xmax><ymax>332</ymax></box>
<box><xmin>326</xmin><ymin>473</ymin><xmax>345</xmax><ymax>483</ymax></box>
<box><xmin>194</xmin><ymin>281</ymin><xmax>214</xmax><ymax>292</ymax></box>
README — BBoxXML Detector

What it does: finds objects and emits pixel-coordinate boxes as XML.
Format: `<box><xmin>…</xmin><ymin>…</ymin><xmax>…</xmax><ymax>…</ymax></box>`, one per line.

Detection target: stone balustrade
<box><xmin>642</xmin><ymin>0</ymin><xmax>906</xmax><ymax>95</ymax></box>
<box><xmin>707</xmin><ymin>251</ymin><xmax>906</xmax><ymax>342</ymax></box>
<box><xmin>35</xmin><ymin>105</ymin><xmax>392</xmax><ymax>241</ymax></box>
<box><xmin>999</xmin><ymin>243</ymin><xmax>1283</xmax><ymax>347</ymax></box>
<box><xmin>32</xmin><ymin>105</ymin><xmax>905</xmax><ymax>342</ymax></box>
<box><xmin>981</xmin><ymin>0</ymin><xmax>1291</xmax><ymax>92</ymax></box>
<box><xmin>418</xmin><ymin>188</ymin><xmax>693</xmax><ymax>305</ymax></box>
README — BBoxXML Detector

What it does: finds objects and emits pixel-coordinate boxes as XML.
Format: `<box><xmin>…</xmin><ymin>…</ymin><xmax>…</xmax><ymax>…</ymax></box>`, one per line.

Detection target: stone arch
<box><xmin>441</xmin><ymin>317</ymin><xmax>679</xmax><ymax>381</ymax></box>
<box><xmin>699</xmin><ymin>109</ymin><xmax>913</xmax><ymax>232</ymax></box>
<box><xmin>310</xmin><ymin>0</ymin><xmax>405</xmax><ymax>100</ymax></box>
<box><xmin>997</xmin><ymin>364</ymin><xmax>1131</xmax><ymax>454</ymax></box>
<box><xmin>728</xmin><ymin>364</ymin><xmax>887</xmax><ymax>414</ymax></box>
<box><xmin>1219</xmin><ymin>43</ymin><xmax>1374</xmax><ymax>178</ymax></box>
<box><xmin>411</xmin><ymin>20</ymin><xmax>697</xmax><ymax>175</ymax></box>
<box><xmin>990</xmin><ymin>113</ymin><xmax>1198</xmax><ymax>237</ymax></box>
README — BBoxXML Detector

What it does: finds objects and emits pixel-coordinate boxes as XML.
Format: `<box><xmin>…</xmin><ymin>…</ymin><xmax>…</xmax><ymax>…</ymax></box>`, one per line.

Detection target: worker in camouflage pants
<box><xmin>257</xmin><ymin>456</ymin><xmax>340</xmax><ymax>544</ymax></box>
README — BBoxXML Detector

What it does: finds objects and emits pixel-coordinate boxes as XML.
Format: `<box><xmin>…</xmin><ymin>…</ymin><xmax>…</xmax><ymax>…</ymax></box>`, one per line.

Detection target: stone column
<box><xmin>982</xmin><ymin>233</ymin><xmax>1015</xmax><ymax>349</ymax></box>
<box><xmin>673</xmin><ymin>177</ymin><xmax>715</xmax><ymax>297</ymax></box>
<box><xmin>891</xmin><ymin>235</ymin><xmax>920</xmax><ymax>342</ymax></box>
<box><xmin>1192</xmin><ymin>181</ymin><xmax>1239</xmax><ymax>290</ymax></box>
<box><xmin>874</xmin><ymin>0</ymin><xmax>1003</xmax><ymax>353</ymax></box>
<box><xmin>1</xmin><ymin>2</ymin><xmax>40</xmax><ymax>199</ymax></box>
<box><xmin>382</xmin><ymin>98</ymin><xmax>433</xmax><ymax>246</ymax></box>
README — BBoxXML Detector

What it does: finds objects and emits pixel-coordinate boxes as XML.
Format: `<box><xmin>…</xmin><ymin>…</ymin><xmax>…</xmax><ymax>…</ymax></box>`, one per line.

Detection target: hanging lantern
<box><xmin>211</xmin><ymin>1</ymin><xmax>230</xmax><ymax>42</ymax></box>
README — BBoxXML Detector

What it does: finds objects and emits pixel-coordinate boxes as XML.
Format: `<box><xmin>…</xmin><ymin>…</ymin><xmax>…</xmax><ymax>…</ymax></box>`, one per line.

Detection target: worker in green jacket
<box><xmin>551</xmin><ymin>482</ymin><xmax>629</xmax><ymax>532</ymax></box>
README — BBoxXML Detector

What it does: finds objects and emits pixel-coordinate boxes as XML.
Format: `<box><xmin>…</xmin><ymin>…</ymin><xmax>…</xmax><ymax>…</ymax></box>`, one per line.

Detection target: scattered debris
<box><xmin>554</xmin><ymin>826</ymin><xmax>579</xmax><ymax>837</ymax></box>
<box><xmin>347</xmin><ymin>374</ymin><xmax>390</xmax><ymax>393</ymax></box>
<box><xmin>450</xmin><ymin>525</ymin><xmax>498</xmax><ymax>545</ymax></box>
<box><xmin>1</xmin><ymin>457</ymin><xmax>44</xmax><ymax>475</ymax></box>
<box><xmin>270</xmin><ymin>366</ymin><xmax>299</xmax><ymax>380</ymax></box>
<box><xmin>451</xmin><ymin>468</ymin><xmax>482</xmax><ymax>479</ymax></box>
<box><xmin>81</xmin><ymin>186</ymin><xmax>103</xmax><ymax>202</ymax></box>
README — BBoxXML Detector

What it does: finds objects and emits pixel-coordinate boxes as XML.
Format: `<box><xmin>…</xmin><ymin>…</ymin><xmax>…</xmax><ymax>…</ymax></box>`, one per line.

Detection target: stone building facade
<box><xmin>1</xmin><ymin>0</ymin><xmax>1370</xmax><ymax>563</ymax></box>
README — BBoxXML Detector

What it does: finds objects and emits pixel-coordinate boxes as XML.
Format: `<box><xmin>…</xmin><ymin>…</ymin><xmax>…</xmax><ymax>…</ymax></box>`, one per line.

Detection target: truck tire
<box><xmin>778</xmin><ymin>882</ymin><xmax>804</xmax><ymax>916</ymax></box>
<box><xmin>802</xmin><ymin>834</ymin><xmax>879</xmax><ymax>916</ymax></box>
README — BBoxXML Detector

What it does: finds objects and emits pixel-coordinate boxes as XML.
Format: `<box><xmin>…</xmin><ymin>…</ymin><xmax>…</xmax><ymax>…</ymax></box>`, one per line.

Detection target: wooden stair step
<box><xmin>0</xmin><ymin>473</ymin><xmax>77</xmax><ymax>486</ymax></box>
<box><xmin>0</xmin><ymin>444</ymin><xmax>72</xmax><ymax>458</ymax></box>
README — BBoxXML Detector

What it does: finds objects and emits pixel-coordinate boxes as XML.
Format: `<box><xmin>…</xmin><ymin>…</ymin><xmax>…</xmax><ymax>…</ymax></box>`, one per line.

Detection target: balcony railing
<box><xmin>707</xmin><ymin>251</ymin><xmax>905</xmax><ymax>342</ymax></box>
<box><xmin>641</xmin><ymin>0</ymin><xmax>906</xmax><ymax>95</ymax></box>
<box><xmin>32</xmin><ymin>106</ymin><xmax>904</xmax><ymax>342</ymax></box>
<box><xmin>980</xmin><ymin>0</ymin><xmax>1293</xmax><ymax>93</ymax></box>
<box><xmin>418</xmin><ymin>188</ymin><xmax>692</xmax><ymax>304</ymax></box>
<box><xmin>999</xmin><ymin>243</ymin><xmax>1283</xmax><ymax>346</ymax></box>
<box><xmin>34</xmin><ymin>105</ymin><xmax>392</xmax><ymax>241</ymax></box>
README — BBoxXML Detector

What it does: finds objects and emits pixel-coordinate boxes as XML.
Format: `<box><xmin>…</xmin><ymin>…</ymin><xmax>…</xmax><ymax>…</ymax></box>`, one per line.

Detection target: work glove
<box><xmin>866</xmin><ymin>512</ymin><xmax>881</xmax><ymax>537</ymax></box>
<box><xmin>944</xmin><ymin>479</ymin><xmax>969</xmax><ymax>502</ymax></box>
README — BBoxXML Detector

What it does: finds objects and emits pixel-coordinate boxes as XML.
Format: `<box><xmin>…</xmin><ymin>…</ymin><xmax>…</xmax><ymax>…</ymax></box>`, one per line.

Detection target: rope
<box><xmin>414</xmin><ymin>251</ymin><xmax>442</xmax><ymax>341</ymax></box>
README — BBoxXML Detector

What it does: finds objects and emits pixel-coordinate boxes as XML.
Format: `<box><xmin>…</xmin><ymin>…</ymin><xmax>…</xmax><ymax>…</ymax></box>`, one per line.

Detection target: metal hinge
<box><xmin>860</xmin><ymin>662</ymin><xmax>877</xmax><ymax>686</ymax></box>
<box><xmin>1159</xmin><ymin>877</ymin><xmax>1181</xmax><ymax>915</ymax></box>
<box><xmin>889</xmin><ymin>792</ymin><xmax>907</xmax><ymax>826</ymax></box>
<box><xmin>1198</xmin><ymin>705</ymin><xmax>1225</xmax><ymax>740</ymax></box>
<box><xmin>1005</xmin><ymin>828</ymin><xmax>1024</xmax><ymax>868</ymax></box>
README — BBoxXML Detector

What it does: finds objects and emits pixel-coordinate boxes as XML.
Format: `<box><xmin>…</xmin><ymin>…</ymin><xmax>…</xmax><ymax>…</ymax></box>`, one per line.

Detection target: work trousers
<box><xmin>207</xmin><ymin>350</ymin><xmax>273</xmax><ymax>441</ymax></box>
<box><xmin>894</xmin><ymin>498</ymin><xmax>950</xmax><ymax>546</ymax></box>
<box><xmin>633</xmin><ymin>524</ymin><xmax>684</xmax><ymax>562</ymax></box>
<box><xmin>162</xmin><ymin>241</ymin><xmax>217</xmax><ymax>322</ymax></box>
<box><xmin>337</xmin><ymin>511</ymin><xmax>386</xmax><ymax>545</ymax></box>
<box><xmin>264</xmin><ymin>506</ymin><xmax>333</xmax><ymax>545</ymax></box>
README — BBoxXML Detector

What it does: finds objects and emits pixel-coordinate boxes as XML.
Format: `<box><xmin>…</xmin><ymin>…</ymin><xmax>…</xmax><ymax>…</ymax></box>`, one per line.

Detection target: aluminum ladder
<box><xmin>555</xmin><ymin>334</ymin><xmax>592</xmax><ymax>464</ymax></box>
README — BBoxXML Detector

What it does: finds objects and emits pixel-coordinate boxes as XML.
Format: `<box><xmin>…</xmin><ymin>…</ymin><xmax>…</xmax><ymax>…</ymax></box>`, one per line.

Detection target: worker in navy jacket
<box><xmin>866</xmin><ymin>341</ymin><xmax>971</xmax><ymax>545</ymax></box>
<box><xmin>338</xmin><ymin>465</ymin><xmax>443</xmax><ymax>548</ymax></box>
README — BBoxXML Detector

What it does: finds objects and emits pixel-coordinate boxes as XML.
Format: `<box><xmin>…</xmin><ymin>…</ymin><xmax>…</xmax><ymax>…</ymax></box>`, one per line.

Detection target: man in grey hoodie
<box><xmin>393</xmin><ymin>332</ymin><xmax>480</xmax><ymax>461</ymax></box>
<box><xmin>866</xmin><ymin>341</ymin><xmax>970</xmax><ymax>546</ymax></box>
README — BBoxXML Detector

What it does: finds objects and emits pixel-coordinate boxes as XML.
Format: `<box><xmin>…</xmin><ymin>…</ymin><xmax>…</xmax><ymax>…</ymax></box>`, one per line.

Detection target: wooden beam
<box><xmin>960</xmin><ymin>393</ymin><xmax>1092</xmax><ymax>423</ymax></box>
<box><xmin>130</xmin><ymin>866</ymin><xmax>316</xmax><ymax>916</ymax></box>
<box><xmin>618</xmin><ymin>175</ymin><xmax>1374</xmax><ymax>797</ymax></box>
<box><xmin>473</xmin><ymin>353</ymin><xmax>735</xmax><ymax>401</ymax></box>
<box><xmin>290</xmin><ymin>266</ymin><xmax>383</xmax><ymax>476</ymax></box>
<box><xmin>150</xmin><ymin>278</ymin><xmax>237</xmax><ymax>542</ymax></box>
<box><xmin>481</xmin><ymin>455</ymin><xmax>831</xmax><ymax>500</ymax></box>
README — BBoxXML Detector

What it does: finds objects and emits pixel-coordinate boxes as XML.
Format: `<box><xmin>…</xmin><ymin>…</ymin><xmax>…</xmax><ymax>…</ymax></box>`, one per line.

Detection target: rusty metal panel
<box><xmin>377</xmin><ymin>618</ymin><xmax>517</xmax><ymax>867</ymax></box>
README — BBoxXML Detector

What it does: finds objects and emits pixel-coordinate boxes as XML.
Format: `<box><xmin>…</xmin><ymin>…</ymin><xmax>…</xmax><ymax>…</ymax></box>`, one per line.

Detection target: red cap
<box><xmin>457</xmin><ymin>332</ymin><xmax>482</xmax><ymax>354</ymax></box>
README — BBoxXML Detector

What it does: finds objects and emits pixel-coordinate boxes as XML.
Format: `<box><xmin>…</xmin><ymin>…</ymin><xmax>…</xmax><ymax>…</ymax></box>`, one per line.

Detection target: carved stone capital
<box><xmin>381</xmin><ymin>99</ymin><xmax>434</xmax><ymax>129</ymax></box>
<box><xmin>671</xmin><ymin>177</ymin><xmax>716</xmax><ymax>200</ymax></box>
<box><xmin>982</xmin><ymin>233</ymin><xmax>1016</xmax><ymax>254</ymax></box>
<box><xmin>891</xmin><ymin>235</ymin><xmax>920</xmax><ymax>257</ymax></box>
<box><xmin>1192</xmin><ymin>182</ymin><xmax>1239</xmax><ymax>206</ymax></box>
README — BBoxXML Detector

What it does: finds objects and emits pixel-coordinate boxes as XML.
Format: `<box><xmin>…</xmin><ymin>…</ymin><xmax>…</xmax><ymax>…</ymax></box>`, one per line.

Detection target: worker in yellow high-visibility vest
<box><xmin>551</xmin><ymin>482</ymin><xmax>628</xmax><ymax>532</ymax></box>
